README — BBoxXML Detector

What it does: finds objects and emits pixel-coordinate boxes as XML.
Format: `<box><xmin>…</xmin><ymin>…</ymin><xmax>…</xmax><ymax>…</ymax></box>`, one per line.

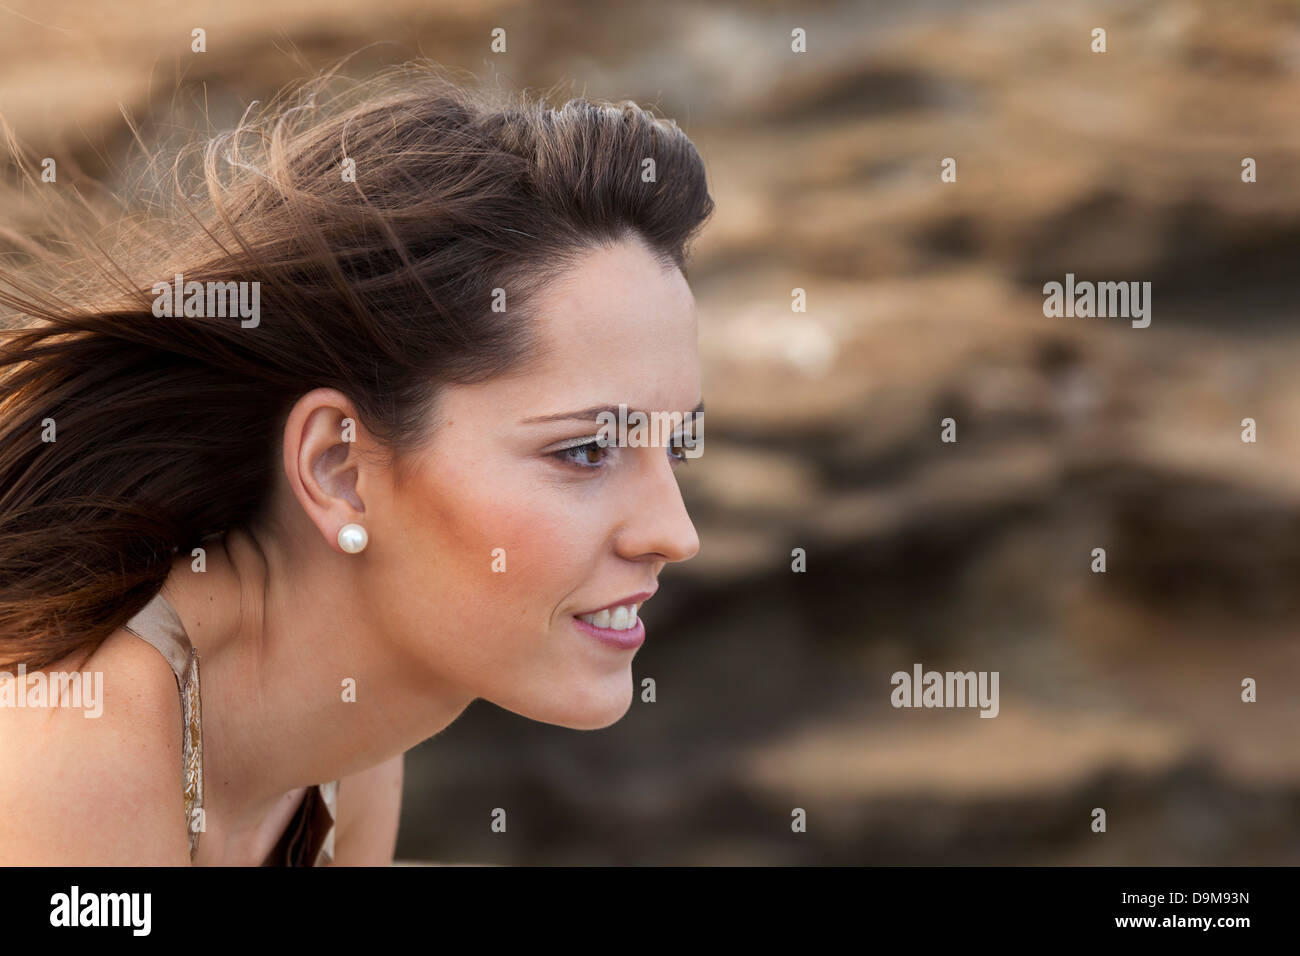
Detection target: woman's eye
<box><xmin>551</xmin><ymin>434</ymin><xmax>697</xmax><ymax>470</ymax></box>
<box><xmin>667</xmin><ymin>432</ymin><xmax>697</xmax><ymax>465</ymax></box>
<box><xmin>554</xmin><ymin>440</ymin><xmax>610</xmax><ymax>469</ymax></box>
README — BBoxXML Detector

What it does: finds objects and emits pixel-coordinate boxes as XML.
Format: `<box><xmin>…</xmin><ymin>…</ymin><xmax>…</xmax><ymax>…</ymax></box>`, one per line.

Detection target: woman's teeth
<box><xmin>578</xmin><ymin>604</ymin><xmax>640</xmax><ymax>630</ymax></box>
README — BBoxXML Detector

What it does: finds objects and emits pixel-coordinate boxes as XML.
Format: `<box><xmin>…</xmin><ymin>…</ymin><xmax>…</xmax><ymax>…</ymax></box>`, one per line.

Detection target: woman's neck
<box><xmin>156</xmin><ymin>525</ymin><xmax>470</xmax><ymax>856</ymax></box>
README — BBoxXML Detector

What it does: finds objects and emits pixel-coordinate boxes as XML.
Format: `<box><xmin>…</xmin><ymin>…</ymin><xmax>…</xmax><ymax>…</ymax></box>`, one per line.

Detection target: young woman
<box><xmin>0</xmin><ymin>65</ymin><xmax>712</xmax><ymax>865</ymax></box>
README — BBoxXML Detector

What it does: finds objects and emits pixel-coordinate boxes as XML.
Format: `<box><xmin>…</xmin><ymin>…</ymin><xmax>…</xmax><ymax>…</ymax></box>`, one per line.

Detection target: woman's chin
<box><xmin>502</xmin><ymin>677</ymin><xmax>634</xmax><ymax>730</ymax></box>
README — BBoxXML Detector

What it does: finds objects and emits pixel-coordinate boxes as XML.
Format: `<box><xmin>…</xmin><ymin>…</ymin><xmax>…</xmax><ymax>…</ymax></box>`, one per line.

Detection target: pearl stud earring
<box><xmin>337</xmin><ymin>522</ymin><xmax>368</xmax><ymax>554</ymax></box>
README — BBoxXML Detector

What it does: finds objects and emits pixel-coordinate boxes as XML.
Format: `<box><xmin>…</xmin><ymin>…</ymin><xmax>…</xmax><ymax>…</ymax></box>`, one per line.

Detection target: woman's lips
<box><xmin>572</xmin><ymin>612</ymin><xmax>646</xmax><ymax>650</ymax></box>
<box><xmin>571</xmin><ymin>587</ymin><xmax>655</xmax><ymax>650</ymax></box>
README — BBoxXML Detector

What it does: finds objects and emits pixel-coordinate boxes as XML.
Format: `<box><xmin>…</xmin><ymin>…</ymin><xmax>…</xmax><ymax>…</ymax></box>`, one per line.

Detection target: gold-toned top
<box><xmin>123</xmin><ymin>590</ymin><xmax>337</xmax><ymax>865</ymax></box>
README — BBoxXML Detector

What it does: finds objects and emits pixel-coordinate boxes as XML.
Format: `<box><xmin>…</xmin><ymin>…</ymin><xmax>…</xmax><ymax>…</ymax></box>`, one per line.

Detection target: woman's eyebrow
<box><xmin>522</xmin><ymin>400</ymin><xmax>704</xmax><ymax>425</ymax></box>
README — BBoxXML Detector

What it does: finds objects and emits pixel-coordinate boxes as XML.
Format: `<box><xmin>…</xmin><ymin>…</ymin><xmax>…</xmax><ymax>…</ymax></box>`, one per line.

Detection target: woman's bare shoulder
<box><xmin>0</xmin><ymin>628</ymin><xmax>192</xmax><ymax>865</ymax></box>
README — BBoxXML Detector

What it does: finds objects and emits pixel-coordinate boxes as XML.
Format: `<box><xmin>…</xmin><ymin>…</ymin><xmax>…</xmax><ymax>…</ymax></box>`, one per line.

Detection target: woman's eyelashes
<box><xmin>552</xmin><ymin>438</ymin><xmax>612</xmax><ymax>469</ymax></box>
<box><xmin>548</xmin><ymin>434</ymin><xmax>695</xmax><ymax>471</ymax></box>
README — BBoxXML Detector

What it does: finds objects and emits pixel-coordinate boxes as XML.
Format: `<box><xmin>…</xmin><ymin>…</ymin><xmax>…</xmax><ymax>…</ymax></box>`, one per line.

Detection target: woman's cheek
<box><xmin>399</xmin><ymin>453</ymin><xmax>606</xmax><ymax>616</ymax></box>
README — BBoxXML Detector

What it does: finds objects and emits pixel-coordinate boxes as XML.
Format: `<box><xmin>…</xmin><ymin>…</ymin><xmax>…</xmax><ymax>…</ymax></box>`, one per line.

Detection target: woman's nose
<box><xmin>616</xmin><ymin>449</ymin><xmax>700</xmax><ymax>564</ymax></box>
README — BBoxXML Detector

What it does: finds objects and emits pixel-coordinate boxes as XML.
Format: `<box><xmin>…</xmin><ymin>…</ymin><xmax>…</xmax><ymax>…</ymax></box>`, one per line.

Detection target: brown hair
<box><xmin>0</xmin><ymin>63</ymin><xmax>714</xmax><ymax>670</ymax></box>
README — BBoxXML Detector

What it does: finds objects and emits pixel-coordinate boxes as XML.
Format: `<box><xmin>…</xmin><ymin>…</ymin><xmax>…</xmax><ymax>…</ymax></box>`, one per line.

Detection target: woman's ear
<box><xmin>281</xmin><ymin>388</ymin><xmax>373</xmax><ymax>552</ymax></box>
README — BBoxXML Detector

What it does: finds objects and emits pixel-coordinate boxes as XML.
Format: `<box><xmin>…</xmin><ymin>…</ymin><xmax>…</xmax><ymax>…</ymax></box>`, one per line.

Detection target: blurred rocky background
<box><xmin>2</xmin><ymin>0</ymin><xmax>1298</xmax><ymax>863</ymax></box>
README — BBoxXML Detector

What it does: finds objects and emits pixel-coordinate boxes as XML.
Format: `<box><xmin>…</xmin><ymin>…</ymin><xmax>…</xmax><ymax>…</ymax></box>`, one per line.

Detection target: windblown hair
<box><xmin>0</xmin><ymin>63</ymin><xmax>714</xmax><ymax>669</ymax></box>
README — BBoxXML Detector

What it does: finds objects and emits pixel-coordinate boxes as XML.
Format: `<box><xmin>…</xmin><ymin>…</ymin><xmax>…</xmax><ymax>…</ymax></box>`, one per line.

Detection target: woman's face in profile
<box><xmin>371</xmin><ymin>236</ymin><xmax>702</xmax><ymax>730</ymax></box>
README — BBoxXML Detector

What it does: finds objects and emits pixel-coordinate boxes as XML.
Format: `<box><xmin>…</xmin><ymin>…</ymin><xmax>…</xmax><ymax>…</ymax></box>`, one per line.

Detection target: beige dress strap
<box><xmin>122</xmin><ymin>590</ymin><xmax>204</xmax><ymax>862</ymax></box>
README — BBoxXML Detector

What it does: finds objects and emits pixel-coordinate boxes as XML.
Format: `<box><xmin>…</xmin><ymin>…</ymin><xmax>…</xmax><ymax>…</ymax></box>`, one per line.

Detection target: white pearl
<box><xmin>337</xmin><ymin>522</ymin><xmax>368</xmax><ymax>554</ymax></box>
